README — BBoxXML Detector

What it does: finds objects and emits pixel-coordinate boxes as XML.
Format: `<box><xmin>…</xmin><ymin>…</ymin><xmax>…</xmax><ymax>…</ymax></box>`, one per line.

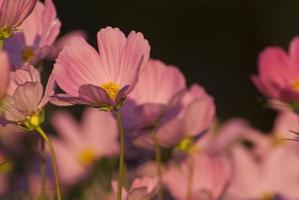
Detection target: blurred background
<box><xmin>53</xmin><ymin>0</ymin><xmax>299</xmax><ymax>132</ymax></box>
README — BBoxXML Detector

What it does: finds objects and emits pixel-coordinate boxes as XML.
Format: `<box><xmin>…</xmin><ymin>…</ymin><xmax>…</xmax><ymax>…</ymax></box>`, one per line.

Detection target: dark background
<box><xmin>53</xmin><ymin>0</ymin><xmax>299</xmax><ymax>132</ymax></box>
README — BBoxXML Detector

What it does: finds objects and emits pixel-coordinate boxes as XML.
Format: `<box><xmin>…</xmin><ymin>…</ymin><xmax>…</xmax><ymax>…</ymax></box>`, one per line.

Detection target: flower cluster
<box><xmin>0</xmin><ymin>1</ymin><xmax>298</xmax><ymax>200</ymax></box>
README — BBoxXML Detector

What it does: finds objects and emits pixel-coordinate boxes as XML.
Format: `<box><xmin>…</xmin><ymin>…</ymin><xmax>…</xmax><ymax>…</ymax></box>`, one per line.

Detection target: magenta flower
<box><xmin>50</xmin><ymin>108</ymin><xmax>119</xmax><ymax>185</ymax></box>
<box><xmin>0</xmin><ymin>0</ymin><xmax>37</xmax><ymax>40</ymax></box>
<box><xmin>252</xmin><ymin>37</ymin><xmax>299</xmax><ymax>110</ymax></box>
<box><xmin>226</xmin><ymin>145</ymin><xmax>299</xmax><ymax>199</ymax></box>
<box><xmin>122</xmin><ymin>59</ymin><xmax>187</xmax><ymax>149</ymax></box>
<box><xmin>163</xmin><ymin>153</ymin><xmax>232</xmax><ymax>200</ymax></box>
<box><xmin>0</xmin><ymin>51</ymin><xmax>10</xmax><ymax>100</ymax></box>
<box><xmin>51</xmin><ymin>26</ymin><xmax>150</xmax><ymax>111</ymax></box>
<box><xmin>4</xmin><ymin>0</ymin><xmax>61</xmax><ymax>68</ymax></box>
<box><xmin>0</xmin><ymin>65</ymin><xmax>54</xmax><ymax>130</ymax></box>
<box><xmin>111</xmin><ymin>177</ymin><xmax>159</xmax><ymax>200</ymax></box>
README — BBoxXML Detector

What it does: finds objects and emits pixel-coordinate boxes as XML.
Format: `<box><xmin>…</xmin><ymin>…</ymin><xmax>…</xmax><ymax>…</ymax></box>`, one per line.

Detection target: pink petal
<box><xmin>0</xmin><ymin>0</ymin><xmax>37</xmax><ymax>28</ymax></box>
<box><xmin>53</xmin><ymin>37</ymin><xmax>104</xmax><ymax>97</ymax></box>
<box><xmin>0</xmin><ymin>51</ymin><xmax>10</xmax><ymax>100</ymax></box>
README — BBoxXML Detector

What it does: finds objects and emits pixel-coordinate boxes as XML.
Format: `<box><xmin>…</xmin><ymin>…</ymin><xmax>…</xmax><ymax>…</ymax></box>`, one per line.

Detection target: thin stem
<box><xmin>0</xmin><ymin>40</ymin><xmax>3</xmax><ymax>50</ymax></box>
<box><xmin>116</xmin><ymin>111</ymin><xmax>125</xmax><ymax>200</ymax></box>
<box><xmin>40</xmin><ymin>139</ymin><xmax>46</xmax><ymax>200</ymax></box>
<box><xmin>185</xmin><ymin>155</ymin><xmax>194</xmax><ymax>200</ymax></box>
<box><xmin>36</xmin><ymin>126</ymin><xmax>62</xmax><ymax>200</ymax></box>
<box><xmin>151</xmin><ymin>127</ymin><xmax>163</xmax><ymax>200</ymax></box>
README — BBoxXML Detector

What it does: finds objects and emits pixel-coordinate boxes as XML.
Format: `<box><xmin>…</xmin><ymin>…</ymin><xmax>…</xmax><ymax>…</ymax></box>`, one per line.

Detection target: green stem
<box><xmin>116</xmin><ymin>111</ymin><xmax>125</xmax><ymax>200</ymax></box>
<box><xmin>36</xmin><ymin>126</ymin><xmax>62</xmax><ymax>200</ymax></box>
<box><xmin>0</xmin><ymin>40</ymin><xmax>3</xmax><ymax>50</ymax></box>
<box><xmin>151</xmin><ymin>126</ymin><xmax>163</xmax><ymax>200</ymax></box>
<box><xmin>186</xmin><ymin>155</ymin><xmax>194</xmax><ymax>200</ymax></box>
<box><xmin>40</xmin><ymin>139</ymin><xmax>46</xmax><ymax>200</ymax></box>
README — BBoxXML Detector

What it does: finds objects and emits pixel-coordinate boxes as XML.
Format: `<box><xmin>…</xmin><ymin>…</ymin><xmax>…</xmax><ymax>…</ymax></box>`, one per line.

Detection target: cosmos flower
<box><xmin>252</xmin><ymin>37</ymin><xmax>299</xmax><ymax>111</ymax></box>
<box><xmin>47</xmin><ymin>30</ymin><xmax>88</xmax><ymax>60</ymax></box>
<box><xmin>51</xmin><ymin>26</ymin><xmax>150</xmax><ymax>111</ymax></box>
<box><xmin>50</xmin><ymin>108</ymin><xmax>119</xmax><ymax>185</ymax></box>
<box><xmin>225</xmin><ymin>145</ymin><xmax>299</xmax><ymax>199</ymax></box>
<box><xmin>0</xmin><ymin>0</ymin><xmax>37</xmax><ymax>40</ymax></box>
<box><xmin>0</xmin><ymin>65</ymin><xmax>54</xmax><ymax>130</ymax></box>
<box><xmin>163</xmin><ymin>153</ymin><xmax>232</xmax><ymax>200</ymax></box>
<box><xmin>0</xmin><ymin>51</ymin><xmax>10</xmax><ymax>100</ymax></box>
<box><xmin>122</xmin><ymin>59</ymin><xmax>187</xmax><ymax>149</ymax></box>
<box><xmin>111</xmin><ymin>177</ymin><xmax>159</xmax><ymax>200</ymax></box>
<box><xmin>4</xmin><ymin>0</ymin><xmax>61</xmax><ymax>68</ymax></box>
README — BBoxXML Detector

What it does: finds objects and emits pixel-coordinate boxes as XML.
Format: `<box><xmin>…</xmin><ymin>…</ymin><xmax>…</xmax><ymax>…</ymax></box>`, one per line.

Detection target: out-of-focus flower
<box><xmin>111</xmin><ymin>177</ymin><xmax>159</xmax><ymax>200</ymax></box>
<box><xmin>47</xmin><ymin>30</ymin><xmax>88</xmax><ymax>60</ymax></box>
<box><xmin>122</xmin><ymin>59</ymin><xmax>186</xmax><ymax>149</ymax></box>
<box><xmin>252</xmin><ymin>37</ymin><xmax>299</xmax><ymax>111</ymax></box>
<box><xmin>0</xmin><ymin>0</ymin><xmax>37</xmax><ymax>40</ymax></box>
<box><xmin>225</xmin><ymin>145</ymin><xmax>299</xmax><ymax>199</ymax></box>
<box><xmin>163</xmin><ymin>153</ymin><xmax>232</xmax><ymax>200</ymax></box>
<box><xmin>0</xmin><ymin>51</ymin><xmax>10</xmax><ymax>100</ymax></box>
<box><xmin>0</xmin><ymin>65</ymin><xmax>54</xmax><ymax>130</ymax></box>
<box><xmin>50</xmin><ymin>108</ymin><xmax>119</xmax><ymax>185</ymax></box>
<box><xmin>4</xmin><ymin>0</ymin><xmax>61</xmax><ymax>68</ymax></box>
<box><xmin>175</xmin><ymin>84</ymin><xmax>215</xmax><ymax>153</ymax></box>
<box><xmin>52</xmin><ymin>26</ymin><xmax>150</xmax><ymax>111</ymax></box>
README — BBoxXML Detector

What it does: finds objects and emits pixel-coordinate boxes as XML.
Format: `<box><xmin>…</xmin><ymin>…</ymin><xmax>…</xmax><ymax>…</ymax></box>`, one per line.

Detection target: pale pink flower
<box><xmin>0</xmin><ymin>0</ymin><xmax>37</xmax><ymax>40</ymax></box>
<box><xmin>51</xmin><ymin>26</ymin><xmax>150</xmax><ymax>111</ymax></box>
<box><xmin>111</xmin><ymin>177</ymin><xmax>159</xmax><ymax>200</ymax></box>
<box><xmin>4</xmin><ymin>0</ymin><xmax>61</xmax><ymax>68</ymax></box>
<box><xmin>188</xmin><ymin>119</ymin><xmax>251</xmax><ymax>155</ymax></box>
<box><xmin>122</xmin><ymin>59</ymin><xmax>186</xmax><ymax>149</ymax></box>
<box><xmin>179</xmin><ymin>84</ymin><xmax>215</xmax><ymax>137</ymax></box>
<box><xmin>47</xmin><ymin>30</ymin><xmax>88</xmax><ymax>60</ymax></box>
<box><xmin>0</xmin><ymin>51</ymin><xmax>10</xmax><ymax>100</ymax></box>
<box><xmin>0</xmin><ymin>65</ymin><xmax>54</xmax><ymax>130</ymax></box>
<box><xmin>50</xmin><ymin>108</ymin><xmax>119</xmax><ymax>185</ymax></box>
<box><xmin>226</xmin><ymin>145</ymin><xmax>299</xmax><ymax>199</ymax></box>
<box><xmin>252</xmin><ymin>37</ymin><xmax>299</xmax><ymax>111</ymax></box>
<box><xmin>163</xmin><ymin>153</ymin><xmax>232</xmax><ymax>200</ymax></box>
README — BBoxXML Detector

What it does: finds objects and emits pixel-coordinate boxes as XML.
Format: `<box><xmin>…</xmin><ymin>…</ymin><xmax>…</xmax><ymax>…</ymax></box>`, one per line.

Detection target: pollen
<box><xmin>100</xmin><ymin>82</ymin><xmax>120</xmax><ymax>100</ymax></box>
<box><xmin>176</xmin><ymin>137</ymin><xmax>193</xmax><ymax>152</ymax></box>
<box><xmin>78</xmin><ymin>149</ymin><xmax>96</xmax><ymax>166</ymax></box>
<box><xmin>21</xmin><ymin>47</ymin><xmax>34</xmax><ymax>62</ymax></box>
<box><xmin>24</xmin><ymin>113</ymin><xmax>43</xmax><ymax>130</ymax></box>
<box><xmin>0</xmin><ymin>27</ymin><xmax>13</xmax><ymax>40</ymax></box>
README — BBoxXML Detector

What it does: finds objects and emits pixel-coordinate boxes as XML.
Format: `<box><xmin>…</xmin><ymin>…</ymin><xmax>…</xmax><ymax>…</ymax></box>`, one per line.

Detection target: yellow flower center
<box><xmin>261</xmin><ymin>193</ymin><xmax>274</xmax><ymax>200</ymax></box>
<box><xmin>0</xmin><ymin>27</ymin><xmax>13</xmax><ymax>40</ymax></box>
<box><xmin>23</xmin><ymin>112</ymin><xmax>44</xmax><ymax>130</ymax></box>
<box><xmin>77</xmin><ymin>149</ymin><xmax>96</xmax><ymax>166</ymax></box>
<box><xmin>100</xmin><ymin>82</ymin><xmax>120</xmax><ymax>100</ymax></box>
<box><xmin>21</xmin><ymin>47</ymin><xmax>34</xmax><ymax>62</ymax></box>
<box><xmin>176</xmin><ymin>137</ymin><xmax>193</xmax><ymax>152</ymax></box>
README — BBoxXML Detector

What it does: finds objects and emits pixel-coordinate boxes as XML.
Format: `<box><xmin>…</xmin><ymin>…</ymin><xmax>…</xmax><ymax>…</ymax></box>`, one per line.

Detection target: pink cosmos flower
<box><xmin>4</xmin><ymin>0</ymin><xmax>61</xmax><ymax>68</ymax></box>
<box><xmin>163</xmin><ymin>153</ymin><xmax>232</xmax><ymax>200</ymax></box>
<box><xmin>179</xmin><ymin>84</ymin><xmax>215</xmax><ymax>137</ymax></box>
<box><xmin>0</xmin><ymin>65</ymin><xmax>54</xmax><ymax>130</ymax></box>
<box><xmin>0</xmin><ymin>0</ymin><xmax>37</xmax><ymax>40</ymax></box>
<box><xmin>0</xmin><ymin>51</ymin><xmax>10</xmax><ymax>100</ymax></box>
<box><xmin>111</xmin><ymin>177</ymin><xmax>159</xmax><ymax>200</ymax></box>
<box><xmin>252</xmin><ymin>37</ymin><xmax>299</xmax><ymax>110</ymax></box>
<box><xmin>50</xmin><ymin>108</ymin><xmax>119</xmax><ymax>185</ymax></box>
<box><xmin>51</xmin><ymin>26</ymin><xmax>150</xmax><ymax>111</ymax></box>
<box><xmin>47</xmin><ymin>30</ymin><xmax>88</xmax><ymax>60</ymax></box>
<box><xmin>122</xmin><ymin>59</ymin><xmax>187</xmax><ymax>149</ymax></box>
<box><xmin>225</xmin><ymin>145</ymin><xmax>299</xmax><ymax>199</ymax></box>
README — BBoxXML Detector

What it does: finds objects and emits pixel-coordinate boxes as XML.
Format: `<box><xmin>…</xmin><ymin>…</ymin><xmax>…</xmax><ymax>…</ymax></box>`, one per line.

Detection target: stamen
<box><xmin>100</xmin><ymin>82</ymin><xmax>120</xmax><ymax>100</ymax></box>
<box><xmin>77</xmin><ymin>149</ymin><xmax>96</xmax><ymax>166</ymax></box>
<box><xmin>21</xmin><ymin>47</ymin><xmax>34</xmax><ymax>62</ymax></box>
<box><xmin>0</xmin><ymin>27</ymin><xmax>13</xmax><ymax>40</ymax></box>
